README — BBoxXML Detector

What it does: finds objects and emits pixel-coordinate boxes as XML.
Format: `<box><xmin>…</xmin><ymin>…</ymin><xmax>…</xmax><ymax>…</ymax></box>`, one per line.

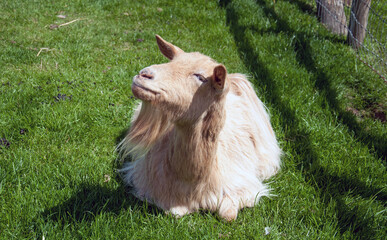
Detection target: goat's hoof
<box><xmin>167</xmin><ymin>206</ymin><xmax>190</xmax><ymax>218</ymax></box>
<box><xmin>219</xmin><ymin>207</ymin><xmax>238</xmax><ymax>222</ymax></box>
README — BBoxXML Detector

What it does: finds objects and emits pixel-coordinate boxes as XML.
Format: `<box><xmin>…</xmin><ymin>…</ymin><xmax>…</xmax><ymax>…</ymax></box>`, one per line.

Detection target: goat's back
<box><xmin>217</xmin><ymin>74</ymin><xmax>281</xmax><ymax>183</ymax></box>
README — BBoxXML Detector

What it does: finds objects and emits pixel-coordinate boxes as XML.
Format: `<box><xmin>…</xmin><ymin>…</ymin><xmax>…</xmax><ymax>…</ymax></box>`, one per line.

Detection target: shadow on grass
<box><xmin>115</xmin><ymin>127</ymin><xmax>129</xmax><ymax>146</ymax></box>
<box><xmin>42</xmin><ymin>182</ymin><xmax>163</xmax><ymax>225</ymax></box>
<box><xmin>40</xmin><ymin>121</ymin><xmax>177</xmax><ymax>227</ymax></box>
<box><xmin>42</xmin><ymin>128</ymin><xmax>163</xmax><ymax>224</ymax></box>
<box><xmin>286</xmin><ymin>0</ymin><xmax>316</xmax><ymax>16</ymax></box>
<box><xmin>220</xmin><ymin>0</ymin><xmax>385</xmax><ymax>238</ymax></box>
<box><xmin>283</xmin><ymin>0</ymin><xmax>386</xmax><ymax>161</ymax></box>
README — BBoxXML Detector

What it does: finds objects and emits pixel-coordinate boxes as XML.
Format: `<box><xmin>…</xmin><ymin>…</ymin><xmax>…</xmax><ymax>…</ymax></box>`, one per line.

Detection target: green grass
<box><xmin>358</xmin><ymin>0</ymin><xmax>386</xmax><ymax>78</ymax></box>
<box><xmin>0</xmin><ymin>0</ymin><xmax>386</xmax><ymax>239</ymax></box>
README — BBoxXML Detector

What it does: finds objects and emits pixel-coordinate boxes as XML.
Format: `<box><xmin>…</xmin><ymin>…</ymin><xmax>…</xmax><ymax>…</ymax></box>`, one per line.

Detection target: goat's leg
<box><xmin>167</xmin><ymin>205</ymin><xmax>190</xmax><ymax>218</ymax></box>
<box><xmin>218</xmin><ymin>196</ymin><xmax>238</xmax><ymax>221</ymax></box>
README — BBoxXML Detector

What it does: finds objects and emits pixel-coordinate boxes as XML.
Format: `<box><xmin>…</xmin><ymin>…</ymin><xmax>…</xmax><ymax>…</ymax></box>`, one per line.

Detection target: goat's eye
<box><xmin>194</xmin><ymin>74</ymin><xmax>207</xmax><ymax>82</ymax></box>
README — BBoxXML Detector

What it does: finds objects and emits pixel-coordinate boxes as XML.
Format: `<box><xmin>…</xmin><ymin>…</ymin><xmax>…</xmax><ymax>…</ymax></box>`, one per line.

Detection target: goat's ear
<box><xmin>211</xmin><ymin>65</ymin><xmax>227</xmax><ymax>90</ymax></box>
<box><xmin>155</xmin><ymin>35</ymin><xmax>184</xmax><ymax>60</ymax></box>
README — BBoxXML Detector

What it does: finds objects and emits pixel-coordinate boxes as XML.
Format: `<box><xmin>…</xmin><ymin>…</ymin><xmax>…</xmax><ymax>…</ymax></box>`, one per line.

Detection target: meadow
<box><xmin>0</xmin><ymin>0</ymin><xmax>385</xmax><ymax>239</ymax></box>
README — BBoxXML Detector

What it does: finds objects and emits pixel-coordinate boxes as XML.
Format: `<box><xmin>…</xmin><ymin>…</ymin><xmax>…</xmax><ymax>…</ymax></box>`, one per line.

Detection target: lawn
<box><xmin>0</xmin><ymin>0</ymin><xmax>386</xmax><ymax>239</ymax></box>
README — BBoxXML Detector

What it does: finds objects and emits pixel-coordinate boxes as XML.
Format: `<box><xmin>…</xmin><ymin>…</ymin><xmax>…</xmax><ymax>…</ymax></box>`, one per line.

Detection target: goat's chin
<box><xmin>131</xmin><ymin>83</ymin><xmax>159</xmax><ymax>102</ymax></box>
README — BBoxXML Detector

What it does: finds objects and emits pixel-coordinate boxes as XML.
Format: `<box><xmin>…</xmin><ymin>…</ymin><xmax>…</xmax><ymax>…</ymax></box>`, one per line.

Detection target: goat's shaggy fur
<box><xmin>118</xmin><ymin>35</ymin><xmax>281</xmax><ymax>221</ymax></box>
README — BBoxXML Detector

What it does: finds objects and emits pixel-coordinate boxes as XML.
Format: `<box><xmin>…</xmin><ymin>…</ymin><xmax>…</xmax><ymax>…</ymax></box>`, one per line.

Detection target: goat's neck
<box><xmin>168</xmin><ymin>103</ymin><xmax>226</xmax><ymax>182</ymax></box>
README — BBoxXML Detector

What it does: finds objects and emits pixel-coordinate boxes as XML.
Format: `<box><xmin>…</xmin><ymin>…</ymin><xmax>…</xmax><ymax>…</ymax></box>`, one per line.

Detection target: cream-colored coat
<box><xmin>118</xmin><ymin>35</ymin><xmax>281</xmax><ymax>221</ymax></box>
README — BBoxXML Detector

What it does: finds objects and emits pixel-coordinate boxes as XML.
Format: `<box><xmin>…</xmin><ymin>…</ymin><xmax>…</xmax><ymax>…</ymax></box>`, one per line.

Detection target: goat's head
<box><xmin>132</xmin><ymin>35</ymin><xmax>229</xmax><ymax>124</ymax></box>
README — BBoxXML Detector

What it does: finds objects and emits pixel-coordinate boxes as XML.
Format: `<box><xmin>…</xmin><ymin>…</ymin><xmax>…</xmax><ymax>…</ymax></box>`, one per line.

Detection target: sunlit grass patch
<box><xmin>0</xmin><ymin>0</ymin><xmax>385</xmax><ymax>239</ymax></box>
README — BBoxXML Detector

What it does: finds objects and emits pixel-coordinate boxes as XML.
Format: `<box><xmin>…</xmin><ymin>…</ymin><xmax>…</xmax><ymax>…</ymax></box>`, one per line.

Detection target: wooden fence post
<box><xmin>316</xmin><ymin>0</ymin><xmax>347</xmax><ymax>35</ymax></box>
<box><xmin>347</xmin><ymin>0</ymin><xmax>372</xmax><ymax>49</ymax></box>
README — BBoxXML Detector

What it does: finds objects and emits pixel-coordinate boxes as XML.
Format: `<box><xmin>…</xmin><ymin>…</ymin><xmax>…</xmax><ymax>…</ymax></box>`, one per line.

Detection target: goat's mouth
<box><xmin>131</xmin><ymin>81</ymin><xmax>160</xmax><ymax>101</ymax></box>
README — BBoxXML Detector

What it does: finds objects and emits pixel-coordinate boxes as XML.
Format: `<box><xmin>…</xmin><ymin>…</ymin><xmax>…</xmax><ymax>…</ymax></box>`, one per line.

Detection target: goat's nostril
<box><xmin>139</xmin><ymin>69</ymin><xmax>154</xmax><ymax>80</ymax></box>
<box><xmin>141</xmin><ymin>74</ymin><xmax>153</xmax><ymax>79</ymax></box>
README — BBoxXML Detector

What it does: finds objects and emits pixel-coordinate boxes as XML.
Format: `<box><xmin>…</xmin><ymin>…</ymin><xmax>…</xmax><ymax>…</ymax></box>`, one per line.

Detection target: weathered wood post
<box><xmin>347</xmin><ymin>0</ymin><xmax>372</xmax><ymax>49</ymax></box>
<box><xmin>316</xmin><ymin>0</ymin><xmax>348</xmax><ymax>35</ymax></box>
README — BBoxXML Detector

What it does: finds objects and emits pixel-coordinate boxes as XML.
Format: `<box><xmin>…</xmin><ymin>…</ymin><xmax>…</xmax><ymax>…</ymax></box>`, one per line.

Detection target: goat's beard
<box><xmin>118</xmin><ymin>102</ymin><xmax>172</xmax><ymax>159</ymax></box>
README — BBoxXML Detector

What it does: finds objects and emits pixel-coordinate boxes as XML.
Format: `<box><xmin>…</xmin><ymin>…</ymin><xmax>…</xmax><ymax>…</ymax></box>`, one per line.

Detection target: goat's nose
<box><xmin>139</xmin><ymin>68</ymin><xmax>154</xmax><ymax>80</ymax></box>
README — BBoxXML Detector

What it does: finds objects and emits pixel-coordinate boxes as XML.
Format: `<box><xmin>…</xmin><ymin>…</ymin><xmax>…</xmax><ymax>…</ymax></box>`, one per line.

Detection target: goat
<box><xmin>118</xmin><ymin>35</ymin><xmax>281</xmax><ymax>221</ymax></box>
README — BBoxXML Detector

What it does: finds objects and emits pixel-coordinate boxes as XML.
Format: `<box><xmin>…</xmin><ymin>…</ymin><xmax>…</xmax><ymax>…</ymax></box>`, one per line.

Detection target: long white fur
<box><xmin>118</xmin><ymin>36</ymin><xmax>281</xmax><ymax>221</ymax></box>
